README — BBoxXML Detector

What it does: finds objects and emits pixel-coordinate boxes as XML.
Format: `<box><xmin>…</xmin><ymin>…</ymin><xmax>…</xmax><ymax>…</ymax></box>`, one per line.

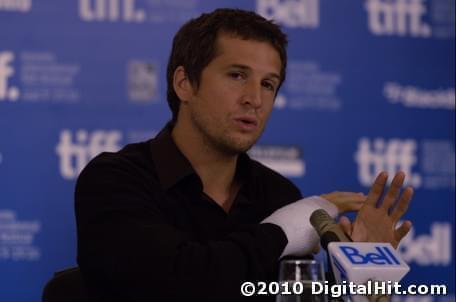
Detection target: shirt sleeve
<box><xmin>261</xmin><ymin>196</ymin><xmax>338</xmax><ymax>257</ymax></box>
<box><xmin>75</xmin><ymin>155</ymin><xmax>288</xmax><ymax>302</ymax></box>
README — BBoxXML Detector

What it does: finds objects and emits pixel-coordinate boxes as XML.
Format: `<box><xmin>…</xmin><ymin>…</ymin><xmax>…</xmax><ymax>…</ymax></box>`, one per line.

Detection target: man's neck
<box><xmin>171</xmin><ymin>121</ymin><xmax>240</xmax><ymax>212</ymax></box>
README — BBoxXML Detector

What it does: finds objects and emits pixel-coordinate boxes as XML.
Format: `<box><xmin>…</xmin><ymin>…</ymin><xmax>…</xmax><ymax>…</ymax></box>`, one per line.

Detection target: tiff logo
<box><xmin>79</xmin><ymin>0</ymin><xmax>145</xmax><ymax>22</ymax></box>
<box><xmin>257</xmin><ymin>0</ymin><xmax>319</xmax><ymax>28</ymax></box>
<box><xmin>365</xmin><ymin>0</ymin><xmax>431</xmax><ymax>37</ymax></box>
<box><xmin>399</xmin><ymin>223</ymin><xmax>451</xmax><ymax>266</ymax></box>
<box><xmin>55</xmin><ymin>129</ymin><xmax>122</xmax><ymax>179</ymax></box>
<box><xmin>0</xmin><ymin>51</ymin><xmax>20</xmax><ymax>101</ymax></box>
<box><xmin>354</xmin><ymin>138</ymin><xmax>422</xmax><ymax>188</ymax></box>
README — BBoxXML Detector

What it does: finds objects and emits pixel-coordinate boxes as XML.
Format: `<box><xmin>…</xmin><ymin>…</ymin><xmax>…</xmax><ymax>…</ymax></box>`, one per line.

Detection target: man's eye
<box><xmin>229</xmin><ymin>72</ymin><xmax>244</xmax><ymax>80</ymax></box>
<box><xmin>262</xmin><ymin>81</ymin><xmax>276</xmax><ymax>92</ymax></box>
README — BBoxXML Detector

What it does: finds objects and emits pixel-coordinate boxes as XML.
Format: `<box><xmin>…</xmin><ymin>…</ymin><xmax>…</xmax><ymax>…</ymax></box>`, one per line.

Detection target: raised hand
<box><xmin>339</xmin><ymin>171</ymin><xmax>413</xmax><ymax>248</ymax></box>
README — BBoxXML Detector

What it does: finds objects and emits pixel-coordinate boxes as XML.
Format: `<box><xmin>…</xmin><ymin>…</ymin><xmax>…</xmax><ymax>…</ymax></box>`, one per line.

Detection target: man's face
<box><xmin>185</xmin><ymin>33</ymin><xmax>282</xmax><ymax>155</ymax></box>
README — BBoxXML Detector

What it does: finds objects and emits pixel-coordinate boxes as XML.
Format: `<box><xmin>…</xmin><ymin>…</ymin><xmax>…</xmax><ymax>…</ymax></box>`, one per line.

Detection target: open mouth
<box><xmin>235</xmin><ymin>117</ymin><xmax>258</xmax><ymax>130</ymax></box>
<box><xmin>240</xmin><ymin>118</ymin><xmax>257</xmax><ymax>125</ymax></box>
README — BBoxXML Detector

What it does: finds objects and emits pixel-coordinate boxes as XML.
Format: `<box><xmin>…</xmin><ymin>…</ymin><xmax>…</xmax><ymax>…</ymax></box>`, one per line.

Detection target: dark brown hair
<box><xmin>166</xmin><ymin>8</ymin><xmax>288</xmax><ymax>122</ymax></box>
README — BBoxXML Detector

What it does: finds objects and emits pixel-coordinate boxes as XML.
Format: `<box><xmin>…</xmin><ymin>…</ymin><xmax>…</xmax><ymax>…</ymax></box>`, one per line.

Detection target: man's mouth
<box><xmin>234</xmin><ymin>116</ymin><xmax>259</xmax><ymax>131</ymax></box>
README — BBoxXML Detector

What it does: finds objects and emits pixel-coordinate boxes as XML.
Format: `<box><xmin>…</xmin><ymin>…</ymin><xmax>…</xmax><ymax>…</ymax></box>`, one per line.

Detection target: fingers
<box><xmin>338</xmin><ymin>216</ymin><xmax>352</xmax><ymax>236</ymax></box>
<box><xmin>338</xmin><ymin>192</ymin><xmax>366</xmax><ymax>211</ymax></box>
<box><xmin>391</xmin><ymin>187</ymin><xmax>414</xmax><ymax>222</ymax></box>
<box><xmin>365</xmin><ymin>172</ymin><xmax>388</xmax><ymax>206</ymax></box>
<box><xmin>348</xmin><ymin>192</ymin><xmax>367</xmax><ymax>203</ymax></box>
<box><xmin>321</xmin><ymin>192</ymin><xmax>365</xmax><ymax>201</ymax></box>
<box><xmin>380</xmin><ymin>172</ymin><xmax>405</xmax><ymax>211</ymax></box>
<box><xmin>394</xmin><ymin>220</ymin><xmax>412</xmax><ymax>248</ymax></box>
<box><xmin>320</xmin><ymin>192</ymin><xmax>367</xmax><ymax>213</ymax></box>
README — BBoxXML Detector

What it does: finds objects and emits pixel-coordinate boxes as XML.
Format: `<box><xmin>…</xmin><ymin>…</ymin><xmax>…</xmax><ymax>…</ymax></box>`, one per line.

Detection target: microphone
<box><xmin>310</xmin><ymin>210</ymin><xmax>410</xmax><ymax>302</ymax></box>
<box><xmin>310</xmin><ymin>209</ymin><xmax>352</xmax><ymax>250</ymax></box>
<box><xmin>310</xmin><ymin>209</ymin><xmax>352</xmax><ymax>302</ymax></box>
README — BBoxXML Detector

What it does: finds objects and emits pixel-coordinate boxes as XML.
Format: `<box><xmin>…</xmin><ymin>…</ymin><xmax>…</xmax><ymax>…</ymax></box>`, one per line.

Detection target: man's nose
<box><xmin>241</xmin><ymin>80</ymin><xmax>262</xmax><ymax>108</ymax></box>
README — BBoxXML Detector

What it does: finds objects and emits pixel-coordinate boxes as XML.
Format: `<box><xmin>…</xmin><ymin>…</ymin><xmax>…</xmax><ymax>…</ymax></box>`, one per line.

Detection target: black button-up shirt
<box><xmin>75</xmin><ymin>125</ymin><xmax>302</xmax><ymax>302</ymax></box>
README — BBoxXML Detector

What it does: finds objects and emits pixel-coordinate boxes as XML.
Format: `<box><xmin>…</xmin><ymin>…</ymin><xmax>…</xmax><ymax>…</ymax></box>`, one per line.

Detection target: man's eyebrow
<box><xmin>228</xmin><ymin>64</ymin><xmax>281</xmax><ymax>81</ymax></box>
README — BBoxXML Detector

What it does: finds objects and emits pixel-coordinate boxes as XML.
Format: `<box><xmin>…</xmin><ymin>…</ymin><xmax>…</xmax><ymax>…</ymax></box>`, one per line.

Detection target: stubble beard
<box><xmin>190</xmin><ymin>112</ymin><xmax>262</xmax><ymax>156</ymax></box>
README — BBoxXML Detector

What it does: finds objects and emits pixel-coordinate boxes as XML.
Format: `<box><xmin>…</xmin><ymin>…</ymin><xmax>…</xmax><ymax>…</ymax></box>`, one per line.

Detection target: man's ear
<box><xmin>173</xmin><ymin>66</ymin><xmax>194</xmax><ymax>104</ymax></box>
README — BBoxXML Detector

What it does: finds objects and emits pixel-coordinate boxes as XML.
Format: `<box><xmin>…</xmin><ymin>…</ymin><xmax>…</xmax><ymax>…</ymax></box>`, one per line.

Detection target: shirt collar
<box><xmin>149</xmin><ymin>123</ymin><xmax>253</xmax><ymax>193</ymax></box>
<box><xmin>149</xmin><ymin>123</ymin><xmax>196</xmax><ymax>190</ymax></box>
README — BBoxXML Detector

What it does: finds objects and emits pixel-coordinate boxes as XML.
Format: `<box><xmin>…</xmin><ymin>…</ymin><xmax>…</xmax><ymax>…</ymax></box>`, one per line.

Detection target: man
<box><xmin>75</xmin><ymin>8</ymin><xmax>413</xmax><ymax>302</ymax></box>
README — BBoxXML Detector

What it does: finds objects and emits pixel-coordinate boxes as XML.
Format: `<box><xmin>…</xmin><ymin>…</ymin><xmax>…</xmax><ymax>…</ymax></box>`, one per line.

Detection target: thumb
<box><xmin>394</xmin><ymin>220</ymin><xmax>412</xmax><ymax>248</ymax></box>
<box><xmin>338</xmin><ymin>216</ymin><xmax>352</xmax><ymax>236</ymax></box>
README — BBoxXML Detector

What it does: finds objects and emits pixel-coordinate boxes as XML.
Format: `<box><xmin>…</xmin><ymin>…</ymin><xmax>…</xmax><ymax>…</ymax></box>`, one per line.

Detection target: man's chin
<box><xmin>221</xmin><ymin>138</ymin><xmax>257</xmax><ymax>155</ymax></box>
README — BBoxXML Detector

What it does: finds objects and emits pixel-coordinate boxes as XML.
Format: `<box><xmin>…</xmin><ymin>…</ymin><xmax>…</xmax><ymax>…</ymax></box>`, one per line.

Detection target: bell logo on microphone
<box><xmin>328</xmin><ymin>242</ymin><xmax>410</xmax><ymax>292</ymax></box>
<box><xmin>340</xmin><ymin>245</ymin><xmax>401</xmax><ymax>265</ymax></box>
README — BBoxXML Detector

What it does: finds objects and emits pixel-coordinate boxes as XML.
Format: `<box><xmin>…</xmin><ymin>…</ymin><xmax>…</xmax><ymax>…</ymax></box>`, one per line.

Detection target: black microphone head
<box><xmin>310</xmin><ymin>209</ymin><xmax>352</xmax><ymax>251</ymax></box>
<box><xmin>321</xmin><ymin>231</ymin><xmax>341</xmax><ymax>251</ymax></box>
<box><xmin>310</xmin><ymin>209</ymin><xmax>333</xmax><ymax>236</ymax></box>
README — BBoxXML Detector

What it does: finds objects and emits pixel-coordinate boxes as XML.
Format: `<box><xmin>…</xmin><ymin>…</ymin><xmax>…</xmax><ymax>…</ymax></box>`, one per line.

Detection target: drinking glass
<box><xmin>276</xmin><ymin>259</ymin><xmax>327</xmax><ymax>302</ymax></box>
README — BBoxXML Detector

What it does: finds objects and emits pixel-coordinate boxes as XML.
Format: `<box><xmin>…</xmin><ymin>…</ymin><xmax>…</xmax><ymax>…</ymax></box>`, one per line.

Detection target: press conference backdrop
<box><xmin>0</xmin><ymin>0</ymin><xmax>454</xmax><ymax>301</ymax></box>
